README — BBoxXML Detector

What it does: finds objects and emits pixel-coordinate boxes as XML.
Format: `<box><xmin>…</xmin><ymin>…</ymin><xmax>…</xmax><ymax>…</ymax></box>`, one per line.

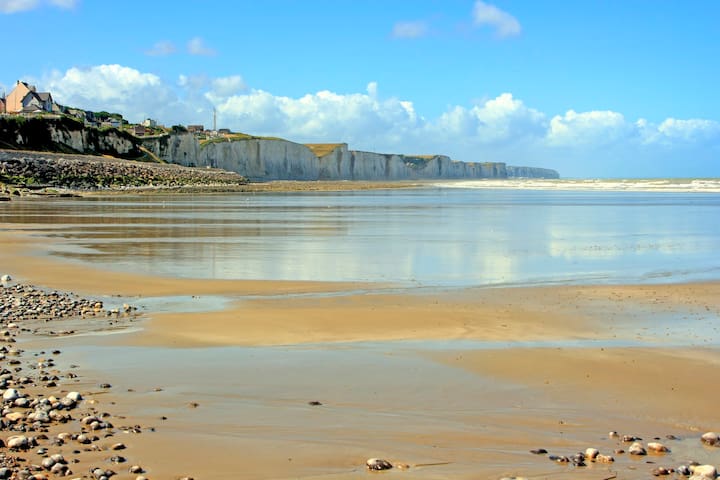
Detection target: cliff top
<box><xmin>304</xmin><ymin>143</ymin><xmax>346</xmax><ymax>157</ymax></box>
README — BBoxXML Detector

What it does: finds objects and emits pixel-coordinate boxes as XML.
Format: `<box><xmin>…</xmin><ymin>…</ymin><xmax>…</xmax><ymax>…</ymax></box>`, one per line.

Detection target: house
<box><xmin>142</xmin><ymin>118</ymin><xmax>157</xmax><ymax>128</ymax></box>
<box><xmin>133</xmin><ymin>125</ymin><xmax>146</xmax><ymax>136</ymax></box>
<box><xmin>187</xmin><ymin>124</ymin><xmax>204</xmax><ymax>133</ymax></box>
<box><xmin>5</xmin><ymin>80</ymin><xmax>55</xmax><ymax>114</ymax></box>
<box><xmin>218</xmin><ymin>128</ymin><xmax>231</xmax><ymax>135</ymax></box>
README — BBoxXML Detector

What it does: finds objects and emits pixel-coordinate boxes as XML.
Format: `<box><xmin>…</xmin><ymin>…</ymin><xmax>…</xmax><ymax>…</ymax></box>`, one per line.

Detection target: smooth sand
<box><xmin>3</xmin><ymin>225</ymin><xmax>720</xmax><ymax>479</ymax></box>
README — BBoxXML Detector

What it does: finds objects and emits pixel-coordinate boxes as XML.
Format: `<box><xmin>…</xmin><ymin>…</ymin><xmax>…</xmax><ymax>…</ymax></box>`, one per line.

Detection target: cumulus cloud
<box><xmin>40</xmin><ymin>63</ymin><xmax>720</xmax><ymax>177</ymax></box>
<box><xmin>547</xmin><ymin>110</ymin><xmax>631</xmax><ymax>146</ymax></box>
<box><xmin>472</xmin><ymin>0</ymin><xmax>521</xmax><ymax>38</ymax></box>
<box><xmin>187</xmin><ymin>37</ymin><xmax>216</xmax><ymax>56</ymax></box>
<box><xmin>145</xmin><ymin>40</ymin><xmax>177</xmax><ymax>56</ymax></box>
<box><xmin>391</xmin><ymin>20</ymin><xmax>429</xmax><ymax>39</ymax></box>
<box><xmin>45</xmin><ymin>64</ymin><xmax>200</xmax><ymax>123</ymax></box>
<box><xmin>0</xmin><ymin>0</ymin><xmax>76</xmax><ymax>13</ymax></box>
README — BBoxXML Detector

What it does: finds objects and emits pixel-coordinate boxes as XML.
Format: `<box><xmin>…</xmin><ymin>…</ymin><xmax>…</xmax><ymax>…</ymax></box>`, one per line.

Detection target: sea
<box><xmin>2</xmin><ymin>178</ymin><xmax>719</xmax><ymax>288</ymax></box>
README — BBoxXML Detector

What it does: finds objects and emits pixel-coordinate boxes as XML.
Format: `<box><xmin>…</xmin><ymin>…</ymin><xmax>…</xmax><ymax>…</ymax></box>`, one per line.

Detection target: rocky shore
<box><xmin>0</xmin><ymin>150</ymin><xmax>247</xmax><ymax>198</ymax></box>
<box><xmin>0</xmin><ymin>277</ymin><xmax>170</xmax><ymax>480</ymax></box>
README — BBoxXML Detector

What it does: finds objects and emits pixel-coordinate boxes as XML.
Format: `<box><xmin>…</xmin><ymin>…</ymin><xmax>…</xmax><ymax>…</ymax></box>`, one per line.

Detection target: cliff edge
<box><xmin>142</xmin><ymin>134</ymin><xmax>559</xmax><ymax>181</ymax></box>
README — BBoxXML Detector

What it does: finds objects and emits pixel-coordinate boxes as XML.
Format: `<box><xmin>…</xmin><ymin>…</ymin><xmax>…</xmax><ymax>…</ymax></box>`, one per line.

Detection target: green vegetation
<box><xmin>304</xmin><ymin>143</ymin><xmax>344</xmax><ymax>157</ymax></box>
<box><xmin>199</xmin><ymin>132</ymin><xmax>286</xmax><ymax>147</ymax></box>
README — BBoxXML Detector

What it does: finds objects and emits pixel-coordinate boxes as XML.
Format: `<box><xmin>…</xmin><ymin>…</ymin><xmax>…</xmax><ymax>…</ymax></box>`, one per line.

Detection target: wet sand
<box><xmin>2</xmin><ymin>225</ymin><xmax>720</xmax><ymax>479</ymax></box>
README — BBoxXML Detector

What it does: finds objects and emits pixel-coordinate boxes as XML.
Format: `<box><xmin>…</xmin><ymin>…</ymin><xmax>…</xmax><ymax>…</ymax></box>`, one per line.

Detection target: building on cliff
<box><xmin>5</xmin><ymin>81</ymin><xmax>57</xmax><ymax>114</ymax></box>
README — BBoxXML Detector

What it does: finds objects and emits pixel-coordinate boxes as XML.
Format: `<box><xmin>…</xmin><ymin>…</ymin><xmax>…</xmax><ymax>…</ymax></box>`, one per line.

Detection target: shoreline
<box><xmin>2</xmin><ymin>223</ymin><xmax>720</xmax><ymax>479</ymax></box>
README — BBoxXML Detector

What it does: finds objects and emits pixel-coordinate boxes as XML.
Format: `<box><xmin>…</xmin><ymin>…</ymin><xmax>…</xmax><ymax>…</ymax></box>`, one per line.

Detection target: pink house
<box><xmin>5</xmin><ymin>81</ymin><xmax>56</xmax><ymax>114</ymax></box>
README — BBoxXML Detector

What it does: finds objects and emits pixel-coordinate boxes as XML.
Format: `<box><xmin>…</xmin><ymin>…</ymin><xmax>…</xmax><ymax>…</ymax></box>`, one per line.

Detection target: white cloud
<box><xmin>472</xmin><ymin>0</ymin><xmax>521</xmax><ymax>38</ymax></box>
<box><xmin>187</xmin><ymin>37</ymin><xmax>216</xmax><ymax>56</ymax></box>
<box><xmin>547</xmin><ymin>110</ymin><xmax>631</xmax><ymax>146</ymax></box>
<box><xmin>656</xmin><ymin>118</ymin><xmax>720</xmax><ymax>144</ymax></box>
<box><xmin>145</xmin><ymin>40</ymin><xmax>176</xmax><ymax>57</ymax></box>
<box><xmin>0</xmin><ymin>0</ymin><xmax>76</xmax><ymax>13</ymax></box>
<box><xmin>391</xmin><ymin>20</ymin><xmax>429</xmax><ymax>39</ymax></box>
<box><xmin>40</xmin><ymin>63</ymin><xmax>720</xmax><ymax>177</ymax></box>
<box><xmin>45</xmin><ymin>64</ymin><xmax>199</xmax><ymax>123</ymax></box>
<box><xmin>209</xmin><ymin>75</ymin><xmax>247</xmax><ymax>98</ymax></box>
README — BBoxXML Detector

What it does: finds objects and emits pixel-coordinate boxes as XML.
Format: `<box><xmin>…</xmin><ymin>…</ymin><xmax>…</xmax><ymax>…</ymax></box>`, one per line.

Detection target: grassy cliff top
<box><xmin>304</xmin><ymin>143</ymin><xmax>345</xmax><ymax>157</ymax></box>
<box><xmin>199</xmin><ymin>132</ymin><xmax>286</xmax><ymax>146</ymax></box>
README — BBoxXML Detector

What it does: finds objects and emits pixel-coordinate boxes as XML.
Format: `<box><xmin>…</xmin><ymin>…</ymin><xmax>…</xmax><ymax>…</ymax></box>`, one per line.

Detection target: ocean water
<box><xmin>2</xmin><ymin>179</ymin><xmax>720</xmax><ymax>287</ymax></box>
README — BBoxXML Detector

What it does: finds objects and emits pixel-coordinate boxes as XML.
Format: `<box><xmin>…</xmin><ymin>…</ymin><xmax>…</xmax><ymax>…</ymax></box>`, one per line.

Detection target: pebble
<box><xmin>629</xmin><ymin>442</ymin><xmax>647</xmax><ymax>456</ymax></box>
<box><xmin>647</xmin><ymin>441</ymin><xmax>670</xmax><ymax>453</ymax></box>
<box><xmin>584</xmin><ymin>447</ymin><xmax>599</xmax><ymax>460</ymax></box>
<box><xmin>366</xmin><ymin>458</ymin><xmax>393</xmax><ymax>471</ymax></box>
<box><xmin>700</xmin><ymin>432</ymin><xmax>719</xmax><ymax>446</ymax></box>
<box><xmin>690</xmin><ymin>464</ymin><xmax>717</xmax><ymax>479</ymax></box>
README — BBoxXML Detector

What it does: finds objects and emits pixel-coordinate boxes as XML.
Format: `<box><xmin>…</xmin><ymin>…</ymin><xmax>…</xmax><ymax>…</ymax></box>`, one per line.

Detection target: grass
<box><xmin>304</xmin><ymin>143</ymin><xmax>345</xmax><ymax>157</ymax></box>
<box><xmin>199</xmin><ymin>132</ymin><xmax>286</xmax><ymax>146</ymax></box>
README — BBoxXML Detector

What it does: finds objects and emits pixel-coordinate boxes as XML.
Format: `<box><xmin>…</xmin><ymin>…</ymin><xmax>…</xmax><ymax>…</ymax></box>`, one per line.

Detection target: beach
<box><xmin>1</xmin><ymin>185</ymin><xmax>720</xmax><ymax>479</ymax></box>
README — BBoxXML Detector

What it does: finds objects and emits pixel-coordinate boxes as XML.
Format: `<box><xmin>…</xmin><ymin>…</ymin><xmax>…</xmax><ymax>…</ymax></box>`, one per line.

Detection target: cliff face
<box><xmin>0</xmin><ymin>116</ymin><xmax>142</xmax><ymax>159</ymax></box>
<box><xmin>0</xmin><ymin>117</ymin><xmax>559</xmax><ymax>180</ymax></box>
<box><xmin>144</xmin><ymin>134</ymin><xmax>558</xmax><ymax>180</ymax></box>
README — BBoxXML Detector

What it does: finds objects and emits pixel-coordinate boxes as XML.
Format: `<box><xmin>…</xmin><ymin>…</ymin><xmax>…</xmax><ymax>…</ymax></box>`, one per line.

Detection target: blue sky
<box><xmin>1</xmin><ymin>0</ymin><xmax>719</xmax><ymax>178</ymax></box>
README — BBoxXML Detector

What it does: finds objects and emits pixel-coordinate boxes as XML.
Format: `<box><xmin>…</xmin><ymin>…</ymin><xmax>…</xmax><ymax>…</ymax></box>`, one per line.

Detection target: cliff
<box><xmin>142</xmin><ymin>134</ymin><xmax>558</xmax><ymax>180</ymax></box>
<box><xmin>0</xmin><ymin>116</ymin><xmax>143</xmax><ymax>159</ymax></box>
<box><xmin>0</xmin><ymin>117</ymin><xmax>559</xmax><ymax>180</ymax></box>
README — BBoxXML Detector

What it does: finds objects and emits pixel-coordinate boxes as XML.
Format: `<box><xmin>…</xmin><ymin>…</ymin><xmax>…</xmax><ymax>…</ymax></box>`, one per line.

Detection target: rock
<box><xmin>7</xmin><ymin>434</ymin><xmax>29</xmax><ymax>449</ymax></box>
<box><xmin>65</xmin><ymin>391</ymin><xmax>82</xmax><ymax>402</ymax></box>
<box><xmin>128</xmin><ymin>466</ymin><xmax>144</xmax><ymax>474</ymax></box>
<box><xmin>5</xmin><ymin>411</ymin><xmax>26</xmax><ymax>422</ymax></box>
<box><xmin>652</xmin><ymin>466</ymin><xmax>673</xmax><ymax>476</ymax></box>
<box><xmin>629</xmin><ymin>442</ymin><xmax>647</xmax><ymax>455</ymax></box>
<box><xmin>647</xmin><ymin>441</ymin><xmax>670</xmax><ymax>453</ymax></box>
<box><xmin>585</xmin><ymin>448</ymin><xmax>599</xmax><ymax>460</ymax></box>
<box><xmin>677</xmin><ymin>465</ymin><xmax>692</xmax><ymax>476</ymax></box>
<box><xmin>690</xmin><ymin>464</ymin><xmax>717</xmax><ymax>479</ymax></box>
<box><xmin>3</xmin><ymin>388</ymin><xmax>20</xmax><ymax>401</ymax></box>
<box><xmin>596</xmin><ymin>454</ymin><xmax>614</xmax><ymax>463</ymax></box>
<box><xmin>1</xmin><ymin>274</ymin><xmax>11</xmax><ymax>284</ymax></box>
<box><xmin>111</xmin><ymin>442</ymin><xmax>126</xmax><ymax>450</ymax></box>
<box><xmin>700</xmin><ymin>432</ymin><xmax>719</xmax><ymax>446</ymax></box>
<box><xmin>366</xmin><ymin>458</ymin><xmax>393</xmax><ymax>471</ymax></box>
<box><xmin>530</xmin><ymin>448</ymin><xmax>547</xmax><ymax>455</ymax></box>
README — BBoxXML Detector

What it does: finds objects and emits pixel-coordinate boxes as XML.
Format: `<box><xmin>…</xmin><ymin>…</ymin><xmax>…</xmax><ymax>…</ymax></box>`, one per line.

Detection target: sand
<box><xmin>2</xmin><ymin>224</ymin><xmax>720</xmax><ymax>479</ymax></box>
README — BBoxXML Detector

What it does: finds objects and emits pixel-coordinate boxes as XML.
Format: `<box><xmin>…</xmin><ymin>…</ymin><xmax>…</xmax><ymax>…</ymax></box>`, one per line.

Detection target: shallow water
<box><xmin>2</xmin><ymin>185</ymin><xmax>719</xmax><ymax>287</ymax></box>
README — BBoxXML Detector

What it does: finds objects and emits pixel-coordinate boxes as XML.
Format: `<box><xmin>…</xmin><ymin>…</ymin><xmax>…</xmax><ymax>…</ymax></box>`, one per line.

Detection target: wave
<box><xmin>432</xmin><ymin>178</ymin><xmax>720</xmax><ymax>193</ymax></box>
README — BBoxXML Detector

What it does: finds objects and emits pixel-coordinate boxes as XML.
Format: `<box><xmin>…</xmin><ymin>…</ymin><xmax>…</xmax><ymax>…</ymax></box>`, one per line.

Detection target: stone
<box><xmin>647</xmin><ymin>441</ymin><xmax>670</xmax><ymax>453</ymax></box>
<box><xmin>7</xmin><ymin>434</ymin><xmax>29</xmax><ymax>449</ymax></box>
<box><xmin>585</xmin><ymin>448</ymin><xmax>599</xmax><ymax>460</ymax></box>
<box><xmin>366</xmin><ymin>458</ymin><xmax>393</xmax><ymax>471</ymax></box>
<box><xmin>596</xmin><ymin>454</ymin><xmax>614</xmax><ymax>463</ymax></box>
<box><xmin>128</xmin><ymin>466</ymin><xmax>144</xmax><ymax>474</ymax></box>
<box><xmin>690</xmin><ymin>464</ymin><xmax>717</xmax><ymax>479</ymax></box>
<box><xmin>65</xmin><ymin>391</ymin><xmax>82</xmax><ymax>402</ymax></box>
<box><xmin>1</xmin><ymin>275</ymin><xmax>11</xmax><ymax>284</ymax></box>
<box><xmin>3</xmin><ymin>388</ymin><xmax>20</xmax><ymax>401</ymax></box>
<box><xmin>700</xmin><ymin>432</ymin><xmax>719</xmax><ymax>446</ymax></box>
<box><xmin>628</xmin><ymin>442</ymin><xmax>646</xmax><ymax>456</ymax></box>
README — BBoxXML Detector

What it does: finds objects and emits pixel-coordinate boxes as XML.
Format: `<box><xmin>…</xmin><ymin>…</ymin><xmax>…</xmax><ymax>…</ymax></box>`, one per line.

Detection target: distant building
<box><xmin>5</xmin><ymin>81</ymin><xmax>56</xmax><ymax>114</ymax></box>
<box><xmin>101</xmin><ymin>118</ymin><xmax>121</xmax><ymax>128</ymax></box>
<box><xmin>187</xmin><ymin>124</ymin><xmax>204</xmax><ymax>133</ymax></box>
<box><xmin>218</xmin><ymin>128</ymin><xmax>231</xmax><ymax>135</ymax></box>
<box><xmin>133</xmin><ymin>125</ymin><xmax>146</xmax><ymax>136</ymax></box>
<box><xmin>142</xmin><ymin>118</ymin><xmax>157</xmax><ymax>128</ymax></box>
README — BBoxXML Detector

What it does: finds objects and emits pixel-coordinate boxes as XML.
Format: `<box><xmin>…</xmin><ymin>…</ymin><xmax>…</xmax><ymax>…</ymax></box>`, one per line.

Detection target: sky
<box><xmin>1</xmin><ymin>0</ymin><xmax>719</xmax><ymax>178</ymax></box>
